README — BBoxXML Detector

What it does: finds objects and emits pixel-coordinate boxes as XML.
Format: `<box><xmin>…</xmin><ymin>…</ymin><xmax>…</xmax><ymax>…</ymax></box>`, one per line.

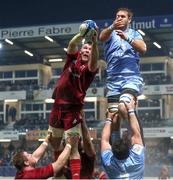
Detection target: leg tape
<box><xmin>107</xmin><ymin>104</ymin><xmax>118</xmax><ymax>113</ymax></box>
<box><xmin>119</xmin><ymin>93</ymin><xmax>133</xmax><ymax>104</ymax></box>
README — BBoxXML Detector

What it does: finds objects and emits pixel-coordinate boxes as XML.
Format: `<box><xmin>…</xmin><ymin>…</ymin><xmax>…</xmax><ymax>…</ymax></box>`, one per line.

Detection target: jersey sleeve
<box><xmin>130</xmin><ymin>144</ymin><xmax>145</xmax><ymax>164</ymax></box>
<box><xmin>134</xmin><ymin>30</ymin><xmax>143</xmax><ymax>40</ymax></box>
<box><xmin>104</xmin><ymin>31</ymin><xmax>114</xmax><ymax>45</ymax></box>
<box><xmin>131</xmin><ymin>144</ymin><xmax>144</xmax><ymax>155</ymax></box>
<box><xmin>63</xmin><ymin>52</ymin><xmax>79</xmax><ymax>71</ymax></box>
<box><xmin>101</xmin><ymin>150</ymin><xmax>113</xmax><ymax>166</ymax></box>
<box><xmin>23</xmin><ymin>164</ymin><xmax>54</xmax><ymax>179</ymax></box>
<box><xmin>82</xmin><ymin>66</ymin><xmax>98</xmax><ymax>90</ymax></box>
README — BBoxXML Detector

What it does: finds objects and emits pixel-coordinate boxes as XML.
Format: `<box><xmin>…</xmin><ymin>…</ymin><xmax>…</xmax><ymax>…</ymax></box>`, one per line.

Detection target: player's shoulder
<box><xmin>131</xmin><ymin>144</ymin><xmax>144</xmax><ymax>155</ymax></box>
<box><xmin>101</xmin><ymin>149</ymin><xmax>113</xmax><ymax>165</ymax></box>
<box><xmin>67</xmin><ymin>51</ymin><xmax>80</xmax><ymax>59</ymax></box>
<box><xmin>128</xmin><ymin>28</ymin><xmax>143</xmax><ymax>39</ymax></box>
<box><xmin>101</xmin><ymin>149</ymin><xmax>113</xmax><ymax>159</ymax></box>
<box><xmin>128</xmin><ymin>28</ymin><xmax>138</xmax><ymax>34</ymax></box>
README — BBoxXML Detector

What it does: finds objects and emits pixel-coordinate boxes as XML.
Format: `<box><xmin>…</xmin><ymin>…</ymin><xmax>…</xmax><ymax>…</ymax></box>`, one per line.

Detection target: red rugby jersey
<box><xmin>52</xmin><ymin>52</ymin><xmax>97</xmax><ymax>107</ymax></box>
<box><xmin>15</xmin><ymin>164</ymin><xmax>54</xmax><ymax>179</ymax></box>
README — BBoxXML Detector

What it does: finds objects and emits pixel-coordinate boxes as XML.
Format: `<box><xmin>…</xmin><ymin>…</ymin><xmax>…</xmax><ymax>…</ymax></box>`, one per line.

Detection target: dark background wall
<box><xmin>0</xmin><ymin>0</ymin><xmax>173</xmax><ymax>28</ymax></box>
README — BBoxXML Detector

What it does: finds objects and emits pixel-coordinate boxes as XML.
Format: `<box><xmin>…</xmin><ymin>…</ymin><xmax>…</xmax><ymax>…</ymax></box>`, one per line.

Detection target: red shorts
<box><xmin>49</xmin><ymin>104</ymin><xmax>82</xmax><ymax>130</ymax></box>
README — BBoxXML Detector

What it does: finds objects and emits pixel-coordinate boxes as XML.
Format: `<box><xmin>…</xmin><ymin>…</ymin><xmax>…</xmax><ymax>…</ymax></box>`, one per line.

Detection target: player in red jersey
<box><xmin>78</xmin><ymin>110</ymin><xmax>96</xmax><ymax>179</ymax></box>
<box><xmin>48</xmin><ymin>24</ymin><xmax>99</xmax><ymax>179</ymax></box>
<box><xmin>12</xmin><ymin>134</ymin><xmax>78</xmax><ymax>179</ymax></box>
<box><xmin>62</xmin><ymin>110</ymin><xmax>96</xmax><ymax>179</ymax></box>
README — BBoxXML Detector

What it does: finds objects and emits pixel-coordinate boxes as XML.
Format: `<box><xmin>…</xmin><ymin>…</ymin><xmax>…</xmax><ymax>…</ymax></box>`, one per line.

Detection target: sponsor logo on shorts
<box><xmin>72</xmin><ymin>119</ymin><xmax>77</xmax><ymax>124</ymax></box>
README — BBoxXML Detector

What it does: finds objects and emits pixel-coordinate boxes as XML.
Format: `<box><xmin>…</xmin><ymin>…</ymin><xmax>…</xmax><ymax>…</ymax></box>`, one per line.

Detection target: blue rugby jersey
<box><xmin>101</xmin><ymin>144</ymin><xmax>145</xmax><ymax>180</ymax></box>
<box><xmin>104</xmin><ymin>28</ymin><xmax>143</xmax><ymax>78</ymax></box>
<box><xmin>103</xmin><ymin>28</ymin><xmax>144</xmax><ymax>96</ymax></box>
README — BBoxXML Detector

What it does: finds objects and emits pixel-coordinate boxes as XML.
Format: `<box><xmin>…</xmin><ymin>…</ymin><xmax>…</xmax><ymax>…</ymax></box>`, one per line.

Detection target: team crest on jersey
<box><xmin>80</xmin><ymin>65</ymin><xmax>85</xmax><ymax>71</ymax></box>
<box><xmin>132</xmin><ymin>144</ymin><xmax>143</xmax><ymax>155</ymax></box>
<box><xmin>121</xmin><ymin>43</ymin><xmax>127</xmax><ymax>51</ymax></box>
<box><xmin>72</xmin><ymin>119</ymin><xmax>78</xmax><ymax>124</ymax></box>
<box><xmin>68</xmin><ymin>67</ymin><xmax>80</xmax><ymax>78</ymax></box>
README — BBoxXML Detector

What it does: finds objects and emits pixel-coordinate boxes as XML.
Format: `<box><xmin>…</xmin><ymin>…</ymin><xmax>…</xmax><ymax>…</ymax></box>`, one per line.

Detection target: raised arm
<box><xmin>101</xmin><ymin>112</ymin><xmax>118</xmax><ymax>152</ymax></box>
<box><xmin>100</xmin><ymin>19</ymin><xmax>147</xmax><ymax>55</ymax></box>
<box><xmin>99</xmin><ymin>26</ymin><xmax>113</xmax><ymax>42</ymax></box>
<box><xmin>88</xmin><ymin>30</ymin><xmax>99</xmax><ymax>72</ymax></box>
<box><xmin>32</xmin><ymin>134</ymin><xmax>50</xmax><ymax>163</ymax></box>
<box><xmin>80</xmin><ymin>110</ymin><xmax>96</xmax><ymax>157</ymax></box>
<box><xmin>52</xmin><ymin>135</ymin><xmax>79</xmax><ymax>174</ymax></box>
<box><xmin>129</xmin><ymin>39</ymin><xmax>147</xmax><ymax>55</ymax></box>
<box><xmin>67</xmin><ymin>33</ymin><xmax>83</xmax><ymax>54</ymax></box>
<box><xmin>99</xmin><ymin>19</ymin><xmax>120</xmax><ymax>42</ymax></box>
<box><xmin>52</xmin><ymin>143</ymin><xmax>71</xmax><ymax>174</ymax></box>
<box><xmin>111</xmin><ymin>113</ymin><xmax>121</xmax><ymax>144</ymax></box>
<box><xmin>115</xmin><ymin>29</ymin><xmax>147</xmax><ymax>55</ymax></box>
<box><xmin>124</xmin><ymin>100</ymin><xmax>143</xmax><ymax>146</ymax></box>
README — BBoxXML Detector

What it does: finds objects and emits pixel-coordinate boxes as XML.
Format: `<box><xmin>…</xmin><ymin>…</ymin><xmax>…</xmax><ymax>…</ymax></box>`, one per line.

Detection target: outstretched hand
<box><xmin>91</xmin><ymin>29</ymin><xmax>98</xmax><ymax>44</ymax></box>
<box><xmin>80</xmin><ymin>109</ymin><xmax>85</xmax><ymax>118</ymax></box>
<box><xmin>124</xmin><ymin>98</ymin><xmax>135</xmax><ymax>111</ymax></box>
<box><xmin>80</xmin><ymin>109</ymin><xmax>86</xmax><ymax>124</ymax></box>
<box><xmin>106</xmin><ymin>110</ymin><xmax>118</xmax><ymax>121</ymax></box>
<box><xmin>115</xmin><ymin>30</ymin><xmax>127</xmax><ymax>40</ymax></box>
<box><xmin>66</xmin><ymin>134</ymin><xmax>80</xmax><ymax>146</ymax></box>
<box><xmin>45</xmin><ymin>130</ymin><xmax>53</xmax><ymax>143</ymax></box>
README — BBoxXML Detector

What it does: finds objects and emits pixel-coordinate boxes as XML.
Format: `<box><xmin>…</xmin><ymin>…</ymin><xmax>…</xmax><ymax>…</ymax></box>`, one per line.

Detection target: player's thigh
<box><xmin>122</xmin><ymin>76</ymin><xmax>144</xmax><ymax>96</ymax></box>
<box><xmin>64</xmin><ymin>123</ymin><xmax>81</xmax><ymax>140</ymax></box>
<box><xmin>64</xmin><ymin>124</ymin><xmax>81</xmax><ymax>156</ymax></box>
<box><xmin>48</xmin><ymin>125</ymin><xmax>64</xmax><ymax>149</ymax></box>
<box><xmin>107</xmin><ymin>94</ymin><xmax>120</xmax><ymax>114</ymax></box>
<box><xmin>62</xmin><ymin>111</ymin><xmax>82</xmax><ymax>131</ymax></box>
<box><xmin>118</xmin><ymin>91</ymin><xmax>136</xmax><ymax>119</ymax></box>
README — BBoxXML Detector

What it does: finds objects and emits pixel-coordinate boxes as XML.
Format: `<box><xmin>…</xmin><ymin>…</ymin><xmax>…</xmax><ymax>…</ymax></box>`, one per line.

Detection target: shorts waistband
<box><xmin>54</xmin><ymin>103</ymin><xmax>82</xmax><ymax>111</ymax></box>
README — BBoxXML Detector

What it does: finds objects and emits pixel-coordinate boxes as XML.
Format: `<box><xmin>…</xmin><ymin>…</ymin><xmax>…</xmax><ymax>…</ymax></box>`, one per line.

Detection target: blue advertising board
<box><xmin>96</xmin><ymin>15</ymin><xmax>173</xmax><ymax>30</ymax></box>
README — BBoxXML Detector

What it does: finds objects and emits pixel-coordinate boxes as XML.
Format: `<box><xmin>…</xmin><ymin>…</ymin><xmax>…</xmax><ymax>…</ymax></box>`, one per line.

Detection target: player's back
<box><xmin>80</xmin><ymin>152</ymin><xmax>95</xmax><ymax>179</ymax></box>
<box><xmin>102</xmin><ymin>144</ymin><xmax>145</xmax><ymax>179</ymax></box>
<box><xmin>104</xmin><ymin>29</ymin><xmax>142</xmax><ymax>76</ymax></box>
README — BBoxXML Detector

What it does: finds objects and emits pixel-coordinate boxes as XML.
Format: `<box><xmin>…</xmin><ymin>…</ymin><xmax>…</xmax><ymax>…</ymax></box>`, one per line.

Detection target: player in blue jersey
<box><xmin>99</xmin><ymin>7</ymin><xmax>147</xmax><ymax>119</ymax></box>
<box><xmin>101</xmin><ymin>98</ymin><xmax>145</xmax><ymax>179</ymax></box>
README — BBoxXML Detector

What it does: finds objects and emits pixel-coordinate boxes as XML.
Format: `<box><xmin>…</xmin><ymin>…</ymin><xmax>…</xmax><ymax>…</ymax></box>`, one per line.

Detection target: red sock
<box><xmin>70</xmin><ymin>159</ymin><xmax>81</xmax><ymax>180</ymax></box>
<box><xmin>54</xmin><ymin>151</ymin><xmax>64</xmax><ymax>177</ymax></box>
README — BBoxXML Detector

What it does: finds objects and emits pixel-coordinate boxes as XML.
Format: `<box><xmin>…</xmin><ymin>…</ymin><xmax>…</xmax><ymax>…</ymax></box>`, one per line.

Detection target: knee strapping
<box><xmin>107</xmin><ymin>104</ymin><xmax>119</xmax><ymax>114</ymax></box>
<box><xmin>119</xmin><ymin>93</ymin><xmax>133</xmax><ymax>104</ymax></box>
<box><xmin>64</xmin><ymin>126</ymin><xmax>81</xmax><ymax>139</ymax></box>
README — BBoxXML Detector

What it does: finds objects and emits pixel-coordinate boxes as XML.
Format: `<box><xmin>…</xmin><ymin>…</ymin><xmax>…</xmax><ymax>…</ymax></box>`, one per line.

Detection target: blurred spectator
<box><xmin>158</xmin><ymin>165</ymin><xmax>170</xmax><ymax>180</ymax></box>
<box><xmin>9</xmin><ymin>106</ymin><xmax>17</xmax><ymax>122</ymax></box>
<box><xmin>142</xmin><ymin>73</ymin><xmax>171</xmax><ymax>85</ymax></box>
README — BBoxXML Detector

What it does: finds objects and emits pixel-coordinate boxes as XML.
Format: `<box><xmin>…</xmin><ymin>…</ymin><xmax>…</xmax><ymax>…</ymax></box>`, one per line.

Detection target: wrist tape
<box><xmin>128</xmin><ymin>109</ymin><xmax>135</xmax><ymax>115</ymax></box>
<box><xmin>126</xmin><ymin>37</ymin><xmax>134</xmax><ymax>44</ymax></box>
<box><xmin>66</xmin><ymin>144</ymin><xmax>72</xmax><ymax>149</ymax></box>
<box><xmin>42</xmin><ymin>141</ymin><xmax>48</xmax><ymax>147</ymax></box>
<box><xmin>108</xmin><ymin>24</ymin><xmax>114</xmax><ymax>31</ymax></box>
<box><xmin>105</xmin><ymin>118</ymin><xmax>113</xmax><ymax>123</ymax></box>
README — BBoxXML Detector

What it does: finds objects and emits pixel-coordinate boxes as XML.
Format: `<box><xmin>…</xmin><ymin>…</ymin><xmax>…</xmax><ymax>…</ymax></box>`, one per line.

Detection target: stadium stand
<box><xmin>0</xmin><ymin>15</ymin><xmax>173</xmax><ymax>178</ymax></box>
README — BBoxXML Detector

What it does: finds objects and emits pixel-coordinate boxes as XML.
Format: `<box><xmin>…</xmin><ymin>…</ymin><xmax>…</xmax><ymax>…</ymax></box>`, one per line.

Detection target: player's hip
<box><xmin>48</xmin><ymin>106</ymin><xmax>82</xmax><ymax>130</ymax></box>
<box><xmin>106</xmin><ymin>76</ymin><xmax>144</xmax><ymax>97</ymax></box>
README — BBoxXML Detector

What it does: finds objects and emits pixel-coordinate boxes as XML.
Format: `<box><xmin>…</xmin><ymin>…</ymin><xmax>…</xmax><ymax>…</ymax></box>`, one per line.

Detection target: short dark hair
<box><xmin>82</xmin><ymin>41</ymin><xmax>93</xmax><ymax>46</ymax></box>
<box><xmin>112</xmin><ymin>139</ymin><xmax>130</xmax><ymax>160</ymax></box>
<box><xmin>12</xmin><ymin>151</ymin><xmax>27</xmax><ymax>171</ymax></box>
<box><xmin>80</xmin><ymin>41</ymin><xmax>92</xmax><ymax>50</ymax></box>
<box><xmin>116</xmin><ymin>8</ymin><xmax>133</xmax><ymax>19</ymax></box>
